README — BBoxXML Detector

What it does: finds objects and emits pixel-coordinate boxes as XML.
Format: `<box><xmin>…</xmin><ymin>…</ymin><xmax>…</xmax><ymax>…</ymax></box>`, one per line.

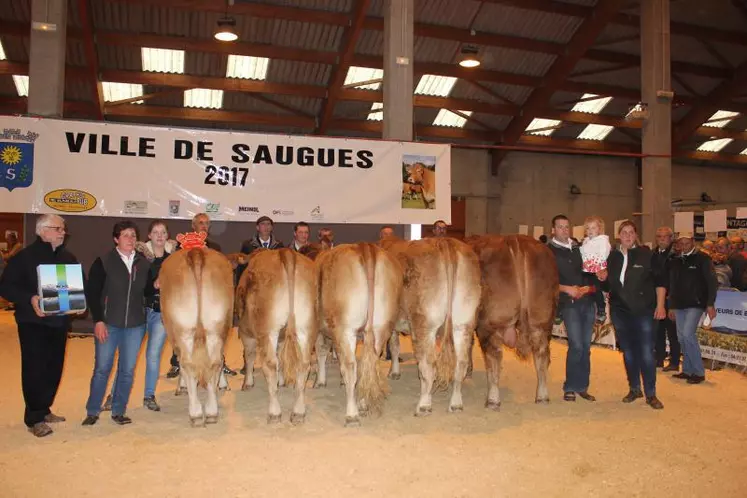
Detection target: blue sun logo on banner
<box><xmin>0</xmin><ymin>139</ymin><xmax>35</xmax><ymax>192</ymax></box>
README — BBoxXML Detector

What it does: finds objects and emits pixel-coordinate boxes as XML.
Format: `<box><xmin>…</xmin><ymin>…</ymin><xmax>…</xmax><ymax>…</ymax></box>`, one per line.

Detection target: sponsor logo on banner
<box><xmin>124</xmin><ymin>200</ymin><xmax>148</xmax><ymax>215</ymax></box>
<box><xmin>0</xmin><ymin>128</ymin><xmax>38</xmax><ymax>191</ymax></box>
<box><xmin>272</xmin><ymin>209</ymin><xmax>294</xmax><ymax>217</ymax></box>
<box><xmin>44</xmin><ymin>189</ymin><xmax>97</xmax><ymax>213</ymax></box>
<box><xmin>310</xmin><ymin>205</ymin><xmax>324</xmax><ymax>221</ymax></box>
<box><xmin>206</xmin><ymin>203</ymin><xmax>220</xmax><ymax>214</ymax></box>
<box><xmin>238</xmin><ymin>206</ymin><xmax>260</xmax><ymax>214</ymax></box>
<box><xmin>169</xmin><ymin>200</ymin><xmax>180</xmax><ymax>216</ymax></box>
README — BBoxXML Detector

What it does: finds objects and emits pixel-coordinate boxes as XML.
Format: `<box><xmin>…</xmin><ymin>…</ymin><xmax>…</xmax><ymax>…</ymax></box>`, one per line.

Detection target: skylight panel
<box><xmin>577</xmin><ymin>124</ymin><xmax>614</xmax><ymax>141</ymax></box>
<box><xmin>702</xmin><ymin>110</ymin><xmax>739</xmax><ymax>128</ymax></box>
<box><xmin>184</xmin><ymin>89</ymin><xmax>224</xmax><ymax>109</ymax></box>
<box><xmin>141</xmin><ymin>47</ymin><xmax>185</xmax><ymax>74</ymax></box>
<box><xmin>12</xmin><ymin>75</ymin><xmax>29</xmax><ymax>97</ymax></box>
<box><xmin>415</xmin><ymin>75</ymin><xmax>457</xmax><ymax>97</ymax></box>
<box><xmin>102</xmin><ymin>82</ymin><xmax>144</xmax><ymax>104</ymax></box>
<box><xmin>525</xmin><ymin>118</ymin><xmax>561</xmax><ymax>136</ymax></box>
<box><xmin>571</xmin><ymin>94</ymin><xmax>613</xmax><ymax>114</ymax></box>
<box><xmin>433</xmin><ymin>109</ymin><xmax>471</xmax><ymax>128</ymax></box>
<box><xmin>367</xmin><ymin>102</ymin><xmax>383</xmax><ymax>121</ymax></box>
<box><xmin>741</xmin><ymin>147</ymin><xmax>747</xmax><ymax>156</ymax></box>
<box><xmin>0</xmin><ymin>40</ymin><xmax>7</xmax><ymax>60</ymax></box>
<box><xmin>697</xmin><ymin>138</ymin><xmax>733</xmax><ymax>152</ymax></box>
<box><xmin>344</xmin><ymin>66</ymin><xmax>383</xmax><ymax>90</ymax></box>
<box><xmin>226</xmin><ymin>55</ymin><xmax>269</xmax><ymax>80</ymax></box>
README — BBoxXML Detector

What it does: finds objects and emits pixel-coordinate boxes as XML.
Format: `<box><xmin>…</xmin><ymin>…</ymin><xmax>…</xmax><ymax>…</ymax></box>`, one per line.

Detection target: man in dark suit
<box><xmin>652</xmin><ymin>226</ymin><xmax>680</xmax><ymax>371</ymax></box>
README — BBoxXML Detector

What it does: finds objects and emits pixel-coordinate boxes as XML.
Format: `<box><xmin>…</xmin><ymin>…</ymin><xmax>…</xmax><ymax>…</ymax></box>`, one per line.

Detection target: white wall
<box><xmin>450</xmin><ymin>147</ymin><xmax>747</xmax><ymax>239</ymax></box>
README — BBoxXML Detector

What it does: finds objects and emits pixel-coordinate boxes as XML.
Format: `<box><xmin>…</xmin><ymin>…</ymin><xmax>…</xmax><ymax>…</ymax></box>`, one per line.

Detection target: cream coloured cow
<box><xmin>159</xmin><ymin>246</ymin><xmax>235</xmax><ymax>426</ymax></box>
<box><xmin>405</xmin><ymin>163</ymin><xmax>436</xmax><ymax>209</ymax></box>
<box><xmin>309</xmin><ymin>243</ymin><xmax>402</xmax><ymax>426</ymax></box>
<box><xmin>381</xmin><ymin>237</ymin><xmax>481</xmax><ymax>414</ymax></box>
<box><xmin>235</xmin><ymin>248</ymin><xmax>317</xmax><ymax>424</ymax></box>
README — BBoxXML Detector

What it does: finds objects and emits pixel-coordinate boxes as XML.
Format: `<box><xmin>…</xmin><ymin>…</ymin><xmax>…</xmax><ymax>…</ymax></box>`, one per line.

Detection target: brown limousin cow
<box><xmin>405</xmin><ymin>163</ymin><xmax>435</xmax><ymax>209</ymax></box>
<box><xmin>235</xmin><ymin>248</ymin><xmax>317</xmax><ymax>424</ymax></box>
<box><xmin>381</xmin><ymin>237</ymin><xmax>481</xmax><ymax>414</ymax></box>
<box><xmin>467</xmin><ymin>235</ymin><xmax>559</xmax><ymax>408</ymax></box>
<box><xmin>159</xmin><ymin>247</ymin><xmax>235</xmax><ymax>426</ymax></box>
<box><xmin>310</xmin><ymin>243</ymin><xmax>402</xmax><ymax>426</ymax></box>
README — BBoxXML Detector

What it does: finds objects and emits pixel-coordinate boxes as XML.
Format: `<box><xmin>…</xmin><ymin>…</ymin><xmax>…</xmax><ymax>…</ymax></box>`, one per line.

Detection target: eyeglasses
<box><xmin>44</xmin><ymin>226</ymin><xmax>66</xmax><ymax>233</ymax></box>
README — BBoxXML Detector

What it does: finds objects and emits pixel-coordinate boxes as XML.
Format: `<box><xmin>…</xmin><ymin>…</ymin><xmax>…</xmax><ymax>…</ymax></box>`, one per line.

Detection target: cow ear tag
<box><xmin>176</xmin><ymin>231</ymin><xmax>208</xmax><ymax>250</ymax></box>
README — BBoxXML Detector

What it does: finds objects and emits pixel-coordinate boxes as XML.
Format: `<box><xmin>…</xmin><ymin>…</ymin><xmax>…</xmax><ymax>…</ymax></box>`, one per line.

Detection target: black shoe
<box><xmin>663</xmin><ymin>364</ymin><xmax>680</xmax><ymax>372</ymax></box>
<box><xmin>622</xmin><ymin>389</ymin><xmax>643</xmax><ymax>403</ymax></box>
<box><xmin>673</xmin><ymin>372</ymin><xmax>691</xmax><ymax>380</ymax></box>
<box><xmin>166</xmin><ymin>366</ymin><xmax>180</xmax><ymax>379</ymax></box>
<box><xmin>222</xmin><ymin>365</ymin><xmax>238</xmax><ymax>376</ymax></box>
<box><xmin>111</xmin><ymin>415</ymin><xmax>132</xmax><ymax>425</ymax></box>
<box><xmin>143</xmin><ymin>396</ymin><xmax>161</xmax><ymax>412</ymax></box>
<box><xmin>563</xmin><ymin>392</ymin><xmax>576</xmax><ymax>402</ymax></box>
<box><xmin>81</xmin><ymin>415</ymin><xmax>99</xmax><ymax>426</ymax></box>
<box><xmin>102</xmin><ymin>394</ymin><xmax>112</xmax><ymax>411</ymax></box>
<box><xmin>687</xmin><ymin>375</ymin><xmax>705</xmax><ymax>384</ymax></box>
<box><xmin>577</xmin><ymin>391</ymin><xmax>596</xmax><ymax>402</ymax></box>
<box><xmin>646</xmin><ymin>396</ymin><xmax>664</xmax><ymax>409</ymax></box>
<box><xmin>28</xmin><ymin>422</ymin><xmax>53</xmax><ymax>437</ymax></box>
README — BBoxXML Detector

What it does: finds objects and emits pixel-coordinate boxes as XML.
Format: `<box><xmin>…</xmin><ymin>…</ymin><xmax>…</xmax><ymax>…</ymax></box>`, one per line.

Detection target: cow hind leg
<box><xmin>290</xmin><ymin>330</ymin><xmax>313</xmax><ymax>425</ymax></box>
<box><xmin>314</xmin><ymin>333</ymin><xmax>330</xmax><ymax>388</ymax></box>
<box><xmin>448</xmin><ymin>325</ymin><xmax>473</xmax><ymax>413</ymax></box>
<box><xmin>532</xmin><ymin>330</ymin><xmax>551</xmax><ymax>404</ymax></box>
<box><xmin>241</xmin><ymin>335</ymin><xmax>257</xmax><ymax>391</ymax></box>
<box><xmin>204</xmin><ymin>364</ymin><xmax>222</xmax><ymax>424</ymax></box>
<box><xmin>336</xmin><ymin>329</ymin><xmax>360</xmax><ymax>427</ymax></box>
<box><xmin>480</xmin><ymin>331</ymin><xmax>504</xmax><ymax>411</ymax></box>
<box><xmin>183</xmin><ymin>368</ymin><xmax>204</xmax><ymax>427</ymax></box>
<box><xmin>176</xmin><ymin>370</ymin><xmax>188</xmax><ymax>396</ymax></box>
<box><xmin>465</xmin><ymin>332</ymin><xmax>476</xmax><ymax>379</ymax></box>
<box><xmin>388</xmin><ymin>332</ymin><xmax>401</xmax><ymax>380</ymax></box>
<box><xmin>261</xmin><ymin>333</ymin><xmax>283</xmax><ymax>424</ymax></box>
<box><xmin>414</xmin><ymin>327</ymin><xmax>438</xmax><ymax>416</ymax></box>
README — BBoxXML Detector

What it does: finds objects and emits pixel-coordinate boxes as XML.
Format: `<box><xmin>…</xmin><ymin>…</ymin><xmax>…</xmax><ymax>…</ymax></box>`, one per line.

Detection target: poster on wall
<box><xmin>0</xmin><ymin>116</ymin><xmax>451</xmax><ymax>224</ymax></box>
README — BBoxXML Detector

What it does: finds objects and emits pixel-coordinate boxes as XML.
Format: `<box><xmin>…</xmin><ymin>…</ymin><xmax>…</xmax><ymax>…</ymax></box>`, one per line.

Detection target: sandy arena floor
<box><xmin>0</xmin><ymin>311</ymin><xmax>745</xmax><ymax>498</ymax></box>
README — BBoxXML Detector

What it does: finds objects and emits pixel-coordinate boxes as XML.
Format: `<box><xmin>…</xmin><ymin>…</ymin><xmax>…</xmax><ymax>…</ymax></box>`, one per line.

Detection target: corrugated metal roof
<box><xmin>670</xmin><ymin>0</ymin><xmax>747</xmax><ymax>31</ymax></box>
<box><xmin>471</xmin><ymin>3</ymin><xmax>583</xmax><ymax>44</ymax></box>
<box><xmin>414</xmin><ymin>36</ymin><xmax>461</xmax><ymax>64</ymax></box>
<box><xmin>355</xmin><ymin>29</ymin><xmax>383</xmax><ymax>56</ymax></box>
<box><xmin>97</xmin><ymin>45</ymin><xmax>142</xmax><ymax>71</ymax></box>
<box><xmin>64</xmin><ymin>79</ymin><xmax>93</xmax><ymax>102</ymax></box>
<box><xmin>474</xmin><ymin>113</ymin><xmax>513</xmax><ymax>131</ymax></box>
<box><xmin>235</xmin><ymin>0</ymin><xmax>352</xmax><ymax>14</ymax></box>
<box><xmin>241</xmin><ymin>20</ymin><xmax>344</xmax><ymax>51</ymax></box>
<box><xmin>479</xmin><ymin>46</ymin><xmax>556</xmax><ymax>76</ymax></box>
<box><xmin>1</xmin><ymin>0</ymin><xmax>31</xmax><ymax>22</ymax></box>
<box><xmin>184</xmin><ymin>51</ymin><xmax>225</xmax><ymax>77</ymax></box>
<box><xmin>66</xmin><ymin>40</ymin><xmax>88</xmax><ymax>67</ymax></box>
<box><xmin>478</xmin><ymin>82</ymin><xmax>533</xmax><ymax>106</ymax></box>
<box><xmin>266</xmin><ymin>60</ymin><xmax>330</xmax><ymax>86</ymax></box>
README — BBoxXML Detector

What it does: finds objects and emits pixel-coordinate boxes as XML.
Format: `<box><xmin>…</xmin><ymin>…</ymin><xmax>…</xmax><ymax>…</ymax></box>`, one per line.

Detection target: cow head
<box><xmin>176</xmin><ymin>231</ymin><xmax>208</xmax><ymax>250</ymax></box>
<box><xmin>405</xmin><ymin>163</ymin><xmax>426</xmax><ymax>185</ymax></box>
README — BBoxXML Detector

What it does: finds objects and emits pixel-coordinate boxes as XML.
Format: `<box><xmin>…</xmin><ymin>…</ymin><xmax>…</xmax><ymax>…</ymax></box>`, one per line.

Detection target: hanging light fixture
<box><xmin>214</xmin><ymin>0</ymin><xmax>238</xmax><ymax>42</ymax></box>
<box><xmin>458</xmin><ymin>45</ymin><xmax>481</xmax><ymax>68</ymax></box>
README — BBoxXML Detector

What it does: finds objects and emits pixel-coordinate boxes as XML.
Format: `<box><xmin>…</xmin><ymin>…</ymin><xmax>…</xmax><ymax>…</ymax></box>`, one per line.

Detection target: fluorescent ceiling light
<box><xmin>525</xmin><ymin>118</ymin><xmax>561</xmax><ymax>136</ymax></box>
<box><xmin>141</xmin><ymin>47</ymin><xmax>185</xmax><ymax>74</ymax></box>
<box><xmin>697</xmin><ymin>138</ymin><xmax>733</xmax><ymax>152</ymax></box>
<box><xmin>344</xmin><ymin>66</ymin><xmax>383</xmax><ymax>90</ymax></box>
<box><xmin>184</xmin><ymin>88</ymin><xmax>224</xmax><ymax>109</ymax></box>
<box><xmin>702</xmin><ymin>110</ymin><xmax>739</xmax><ymax>128</ymax></box>
<box><xmin>577</xmin><ymin>124</ymin><xmax>614</xmax><ymax>141</ymax></box>
<box><xmin>102</xmin><ymin>82</ymin><xmax>145</xmax><ymax>104</ymax></box>
<box><xmin>367</xmin><ymin>102</ymin><xmax>383</xmax><ymax>121</ymax></box>
<box><xmin>12</xmin><ymin>75</ymin><xmax>29</xmax><ymax>97</ymax></box>
<box><xmin>433</xmin><ymin>109</ymin><xmax>471</xmax><ymax>128</ymax></box>
<box><xmin>415</xmin><ymin>75</ymin><xmax>458</xmax><ymax>97</ymax></box>
<box><xmin>226</xmin><ymin>55</ymin><xmax>269</xmax><ymax>80</ymax></box>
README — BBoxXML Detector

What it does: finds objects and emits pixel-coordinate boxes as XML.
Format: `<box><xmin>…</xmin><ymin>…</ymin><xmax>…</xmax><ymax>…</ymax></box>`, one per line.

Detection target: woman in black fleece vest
<box><xmin>598</xmin><ymin>221</ymin><xmax>666</xmax><ymax>409</ymax></box>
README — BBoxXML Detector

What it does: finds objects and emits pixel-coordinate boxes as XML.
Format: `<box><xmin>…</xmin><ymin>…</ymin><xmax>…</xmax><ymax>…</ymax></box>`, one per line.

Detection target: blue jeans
<box><xmin>610</xmin><ymin>307</ymin><xmax>657</xmax><ymax>397</ymax></box>
<box><xmin>561</xmin><ymin>299</ymin><xmax>595</xmax><ymax>393</ymax></box>
<box><xmin>673</xmin><ymin>308</ymin><xmax>706</xmax><ymax>377</ymax></box>
<box><xmin>110</xmin><ymin>309</ymin><xmax>167</xmax><ymax>398</ymax></box>
<box><xmin>86</xmin><ymin>324</ymin><xmax>146</xmax><ymax>417</ymax></box>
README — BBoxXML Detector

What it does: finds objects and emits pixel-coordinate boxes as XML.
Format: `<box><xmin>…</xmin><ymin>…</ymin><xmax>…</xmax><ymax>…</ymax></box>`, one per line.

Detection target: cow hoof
<box><xmin>241</xmin><ymin>383</ymin><xmax>254</xmax><ymax>391</ymax></box>
<box><xmin>189</xmin><ymin>417</ymin><xmax>205</xmax><ymax>428</ymax></box>
<box><xmin>314</xmin><ymin>382</ymin><xmax>327</xmax><ymax>389</ymax></box>
<box><xmin>219</xmin><ymin>386</ymin><xmax>230</xmax><ymax>392</ymax></box>
<box><xmin>485</xmin><ymin>400</ymin><xmax>501</xmax><ymax>412</ymax></box>
<box><xmin>415</xmin><ymin>406</ymin><xmax>432</xmax><ymax>417</ymax></box>
<box><xmin>290</xmin><ymin>412</ymin><xmax>306</xmax><ymax>425</ymax></box>
<box><xmin>448</xmin><ymin>404</ymin><xmax>464</xmax><ymax>413</ymax></box>
<box><xmin>535</xmin><ymin>397</ymin><xmax>550</xmax><ymax>404</ymax></box>
<box><xmin>205</xmin><ymin>415</ymin><xmax>219</xmax><ymax>424</ymax></box>
<box><xmin>267</xmin><ymin>414</ymin><xmax>282</xmax><ymax>425</ymax></box>
<box><xmin>358</xmin><ymin>408</ymin><xmax>369</xmax><ymax>418</ymax></box>
<box><xmin>175</xmin><ymin>387</ymin><xmax>188</xmax><ymax>396</ymax></box>
<box><xmin>344</xmin><ymin>416</ymin><xmax>361</xmax><ymax>427</ymax></box>
<box><xmin>388</xmin><ymin>372</ymin><xmax>401</xmax><ymax>380</ymax></box>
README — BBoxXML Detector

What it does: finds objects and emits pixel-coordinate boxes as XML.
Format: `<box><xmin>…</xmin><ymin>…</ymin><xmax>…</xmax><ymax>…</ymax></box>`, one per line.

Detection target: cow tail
<box><xmin>434</xmin><ymin>239</ymin><xmax>457</xmax><ymax>391</ymax></box>
<box><xmin>357</xmin><ymin>243</ymin><xmax>388</xmax><ymax>414</ymax></box>
<box><xmin>279</xmin><ymin>250</ymin><xmax>301</xmax><ymax>387</ymax></box>
<box><xmin>513</xmin><ymin>241</ymin><xmax>532</xmax><ymax>359</ymax></box>
<box><xmin>187</xmin><ymin>249</ymin><xmax>211</xmax><ymax>386</ymax></box>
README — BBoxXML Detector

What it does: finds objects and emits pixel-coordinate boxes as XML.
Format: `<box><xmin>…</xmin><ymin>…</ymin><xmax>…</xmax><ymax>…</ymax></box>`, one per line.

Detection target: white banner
<box><xmin>710</xmin><ymin>290</ymin><xmax>747</xmax><ymax>333</ymax></box>
<box><xmin>0</xmin><ymin>117</ymin><xmax>451</xmax><ymax>224</ymax></box>
<box><xmin>700</xmin><ymin>346</ymin><xmax>747</xmax><ymax>367</ymax></box>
